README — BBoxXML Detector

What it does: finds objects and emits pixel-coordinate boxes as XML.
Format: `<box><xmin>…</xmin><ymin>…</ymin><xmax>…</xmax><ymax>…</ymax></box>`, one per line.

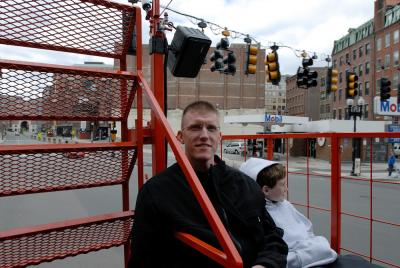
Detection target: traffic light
<box><xmin>223</xmin><ymin>51</ymin><xmax>236</xmax><ymax>75</ymax></box>
<box><xmin>266</xmin><ymin>49</ymin><xmax>281</xmax><ymax>85</ymax></box>
<box><xmin>326</xmin><ymin>68</ymin><xmax>338</xmax><ymax>94</ymax></box>
<box><xmin>380</xmin><ymin>77</ymin><xmax>391</xmax><ymax>101</ymax></box>
<box><xmin>296</xmin><ymin>58</ymin><xmax>318</xmax><ymax>89</ymax></box>
<box><xmin>245</xmin><ymin>45</ymin><xmax>258</xmax><ymax>75</ymax></box>
<box><xmin>210</xmin><ymin>49</ymin><xmax>224</xmax><ymax>72</ymax></box>
<box><xmin>346</xmin><ymin>72</ymin><xmax>358</xmax><ymax>98</ymax></box>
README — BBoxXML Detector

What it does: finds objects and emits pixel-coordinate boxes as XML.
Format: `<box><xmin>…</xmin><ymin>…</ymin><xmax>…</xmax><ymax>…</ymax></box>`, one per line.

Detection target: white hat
<box><xmin>239</xmin><ymin>158</ymin><xmax>278</xmax><ymax>181</ymax></box>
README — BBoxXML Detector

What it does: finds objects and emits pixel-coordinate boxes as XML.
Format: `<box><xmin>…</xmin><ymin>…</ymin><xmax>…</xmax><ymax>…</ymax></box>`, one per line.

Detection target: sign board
<box><xmin>388</xmin><ymin>124</ymin><xmax>400</xmax><ymax>143</ymax></box>
<box><xmin>374</xmin><ymin>97</ymin><xmax>400</xmax><ymax>115</ymax></box>
<box><xmin>265</xmin><ymin>114</ymin><xmax>283</xmax><ymax>123</ymax></box>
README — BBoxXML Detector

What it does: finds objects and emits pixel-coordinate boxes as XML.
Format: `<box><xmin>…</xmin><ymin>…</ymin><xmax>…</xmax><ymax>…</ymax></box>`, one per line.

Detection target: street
<box><xmin>1</xmin><ymin>133</ymin><xmax>399</xmax><ymax>267</ymax></box>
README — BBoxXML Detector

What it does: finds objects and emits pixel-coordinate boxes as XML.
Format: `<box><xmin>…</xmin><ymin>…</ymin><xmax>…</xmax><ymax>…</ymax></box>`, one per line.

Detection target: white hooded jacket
<box><xmin>240</xmin><ymin>158</ymin><xmax>337</xmax><ymax>268</ymax></box>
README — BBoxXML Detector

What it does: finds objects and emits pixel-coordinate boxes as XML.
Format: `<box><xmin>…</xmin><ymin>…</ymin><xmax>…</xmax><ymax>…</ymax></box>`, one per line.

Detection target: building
<box><xmin>265</xmin><ymin>74</ymin><xmax>288</xmax><ymax>115</ymax></box>
<box><xmin>331</xmin><ymin>0</ymin><xmax>400</xmax><ymax>121</ymax></box>
<box><xmin>117</xmin><ymin>43</ymin><xmax>266</xmax><ymax>110</ymax></box>
<box><xmin>286</xmin><ymin>67</ymin><xmax>328</xmax><ymax>120</ymax></box>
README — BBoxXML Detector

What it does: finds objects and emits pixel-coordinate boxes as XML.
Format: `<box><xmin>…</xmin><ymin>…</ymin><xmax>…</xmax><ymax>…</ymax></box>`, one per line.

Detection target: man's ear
<box><xmin>177</xmin><ymin>130</ymin><xmax>184</xmax><ymax>144</ymax></box>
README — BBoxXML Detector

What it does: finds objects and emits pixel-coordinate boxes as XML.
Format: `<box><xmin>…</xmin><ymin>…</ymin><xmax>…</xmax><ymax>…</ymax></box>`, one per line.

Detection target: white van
<box><xmin>223</xmin><ymin>142</ymin><xmax>245</xmax><ymax>154</ymax></box>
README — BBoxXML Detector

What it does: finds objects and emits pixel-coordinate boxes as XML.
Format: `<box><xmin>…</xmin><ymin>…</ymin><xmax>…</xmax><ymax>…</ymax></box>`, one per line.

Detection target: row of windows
<box><xmin>333</xmin><ymin>43</ymin><xmax>371</xmax><ymax>68</ymax></box>
<box><xmin>376</xmin><ymin>50</ymin><xmax>400</xmax><ymax>69</ymax></box>
<box><xmin>376</xmin><ymin>29</ymin><xmax>400</xmax><ymax>51</ymax></box>
<box><xmin>332</xmin><ymin>105</ymin><xmax>369</xmax><ymax>120</ymax></box>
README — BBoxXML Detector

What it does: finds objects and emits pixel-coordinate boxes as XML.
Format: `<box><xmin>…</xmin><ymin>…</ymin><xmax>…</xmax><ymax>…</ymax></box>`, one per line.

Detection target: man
<box><xmin>129</xmin><ymin>101</ymin><xmax>288</xmax><ymax>268</ymax></box>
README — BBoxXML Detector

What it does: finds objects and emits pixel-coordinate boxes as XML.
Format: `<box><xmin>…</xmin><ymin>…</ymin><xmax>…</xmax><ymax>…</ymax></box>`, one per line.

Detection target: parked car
<box><xmin>63</xmin><ymin>151</ymin><xmax>85</xmax><ymax>159</ymax></box>
<box><xmin>223</xmin><ymin>142</ymin><xmax>245</xmax><ymax>154</ymax></box>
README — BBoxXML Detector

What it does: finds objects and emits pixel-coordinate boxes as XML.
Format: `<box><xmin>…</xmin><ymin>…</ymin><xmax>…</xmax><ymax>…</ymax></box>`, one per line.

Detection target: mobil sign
<box><xmin>374</xmin><ymin>96</ymin><xmax>400</xmax><ymax>115</ymax></box>
<box><xmin>265</xmin><ymin>114</ymin><xmax>283</xmax><ymax>123</ymax></box>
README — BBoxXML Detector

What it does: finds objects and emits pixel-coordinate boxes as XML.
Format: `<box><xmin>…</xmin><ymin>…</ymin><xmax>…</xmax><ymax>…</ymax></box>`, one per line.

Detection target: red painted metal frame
<box><xmin>137</xmin><ymin>71</ymin><xmax>242</xmax><ymax>268</ymax></box>
<box><xmin>221</xmin><ymin>132</ymin><xmax>400</xmax><ymax>267</ymax></box>
<box><xmin>0</xmin><ymin>0</ymin><xmax>137</xmax><ymax>59</ymax></box>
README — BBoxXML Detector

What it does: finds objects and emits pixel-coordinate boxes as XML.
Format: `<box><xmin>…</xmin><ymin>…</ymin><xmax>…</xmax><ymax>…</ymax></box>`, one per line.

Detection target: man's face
<box><xmin>177</xmin><ymin>110</ymin><xmax>221</xmax><ymax>171</ymax></box>
<box><xmin>263</xmin><ymin>179</ymin><xmax>287</xmax><ymax>202</ymax></box>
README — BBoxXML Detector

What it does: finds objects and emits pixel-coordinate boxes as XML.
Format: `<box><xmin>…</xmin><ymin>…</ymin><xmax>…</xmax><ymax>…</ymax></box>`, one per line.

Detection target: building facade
<box><xmin>331</xmin><ymin>0</ymin><xmax>400</xmax><ymax>121</ymax></box>
<box><xmin>265</xmin><ymin>74</ymin><xmax>288</xmax><ymax>115</ymax></box>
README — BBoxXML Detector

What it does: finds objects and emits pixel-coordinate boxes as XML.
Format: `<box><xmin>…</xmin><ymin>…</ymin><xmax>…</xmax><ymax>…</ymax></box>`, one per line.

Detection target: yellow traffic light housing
<box><xmin>245</xmin><ymin>45</ymin><xmax>258</xmax><ymax>75</ymax></box>
<box><xmin>346</xmin><ymin>72</ymin><xmax>358</xmax><ymax>98</ymax></box>
<box><xmin>266</xmin><ymin>48</ymin><xmax>281</xmax><ymax>85</ymax></box>
<box><xmin>327</xmin><ymin>68</ymin><xmax>338</xmax><ymax>93</ymax></box>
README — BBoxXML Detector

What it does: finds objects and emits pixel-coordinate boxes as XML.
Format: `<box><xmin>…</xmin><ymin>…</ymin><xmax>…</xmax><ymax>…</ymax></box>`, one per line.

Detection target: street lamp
<box><xmin>346</xmin><ymin>97</ymin><xmax>365</xmax><ymax>176</ymax></box>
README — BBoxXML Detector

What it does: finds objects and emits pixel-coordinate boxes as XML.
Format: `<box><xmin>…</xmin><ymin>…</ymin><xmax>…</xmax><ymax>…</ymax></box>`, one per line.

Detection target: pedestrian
<box><xmin>388</xmin><ymin>151</ymin><xmax>396</xmax><ymax>176</ymax></box>
<box><xmin>240</xmin><ymin>158</ymin><xmax>337</xmax><ymax>268</ymax></box>
<box><xmin>129</xmin><ymin>101</ymin><xmax>288</xmax><ymax>268</ymax></box>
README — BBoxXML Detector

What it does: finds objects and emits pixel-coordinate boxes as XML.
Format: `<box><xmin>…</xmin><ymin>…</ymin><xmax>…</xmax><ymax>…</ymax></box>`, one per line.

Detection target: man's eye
<box><xmin>207</xmin><ymin>126</ymin><xmax>218</xmax><ymax>132</ymax></box>
<box><xmin>189</xmin><ymin>125</ymin><xmax>203</xmax><ymax>131</ymax></box>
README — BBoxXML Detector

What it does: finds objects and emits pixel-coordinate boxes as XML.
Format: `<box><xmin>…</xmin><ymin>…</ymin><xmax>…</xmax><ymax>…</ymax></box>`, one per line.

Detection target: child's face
<box><xmin>264</xmin><ymin>178</ymin><xmax>287</xmax><ymax>202</ymax></box>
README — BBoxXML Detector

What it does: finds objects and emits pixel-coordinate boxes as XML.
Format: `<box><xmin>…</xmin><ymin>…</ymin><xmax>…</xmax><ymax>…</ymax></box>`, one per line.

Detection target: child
<box><xmin>240</xmin><ymin>158</ymin><xmax>337</xmax><ymax>268</ymax></box>
<box><xmin>388</xmin><ymin>151</ymin><xmax>396</xmax><ymax>176</ymax></box>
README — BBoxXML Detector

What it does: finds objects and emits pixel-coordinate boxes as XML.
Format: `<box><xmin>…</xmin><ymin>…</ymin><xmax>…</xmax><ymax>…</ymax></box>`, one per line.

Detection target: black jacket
<box><xmin>129</xmin><ymin>156</ymin><xmax>288</xmax><ymax>268</ymax></box>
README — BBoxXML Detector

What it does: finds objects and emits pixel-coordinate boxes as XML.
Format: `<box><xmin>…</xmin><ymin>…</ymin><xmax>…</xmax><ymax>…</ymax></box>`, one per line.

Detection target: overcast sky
<box><xmin>0</xmin><ymin>0</ymin><xmax>375</xmax><ymax>75</ymax></box>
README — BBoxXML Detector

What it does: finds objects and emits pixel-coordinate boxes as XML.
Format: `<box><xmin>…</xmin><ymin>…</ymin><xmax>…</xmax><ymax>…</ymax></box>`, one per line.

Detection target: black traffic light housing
<box><xmin>345</xmin><ymin>72</ymin><xmax>358</xmax><ymax>99</ymax></box>
<box><xmin>223</xmin><ymin>51</ymin><xmax>236</xmax><ymax>75</ymax></box>
<box><xmin>380</xmin><ymin>77</ymin><xmax>391</xmax><ymax>101</ymax></box>
<box><xmin>168</xmin><ymin>26</ymin><xmax>212</xmax><ymax>78</ymax></box>
<box><xmin>296</xmin><ymin>58</ymin><xmax>318</xmax><ymax>89</ymax></box>
<box><xmin>210</xmin><ymin>49</ymin><xmax>224</xmax><ymax>72</ymax></box>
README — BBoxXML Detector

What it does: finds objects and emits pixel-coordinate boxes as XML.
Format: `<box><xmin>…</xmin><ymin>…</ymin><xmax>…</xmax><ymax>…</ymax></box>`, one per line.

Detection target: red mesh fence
<box><xmin>0</xmin><ymin>0</ymin><xmax>136</xmax><ymax>58</ymax></box>
<box><xmin>0</xmin><ymin>60</ymin><xmax>137</xmax><ymax>121</ymax></box>
<box><xmin>0</xmin><ymin>144</ymin><xmax>137</xmax><ymax>197</ymax></box>
<box><xmin>0</xmin><ymin>211</ymin><xmax>134</xmax><ymax>268</ymax></box>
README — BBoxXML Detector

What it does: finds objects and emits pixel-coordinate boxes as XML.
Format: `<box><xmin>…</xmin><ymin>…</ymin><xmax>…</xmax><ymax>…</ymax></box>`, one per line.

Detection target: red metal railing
<box><xmin>221</xmin><ymin>132</ymin><xmax>400</xmax><ymax>267</ymax></box>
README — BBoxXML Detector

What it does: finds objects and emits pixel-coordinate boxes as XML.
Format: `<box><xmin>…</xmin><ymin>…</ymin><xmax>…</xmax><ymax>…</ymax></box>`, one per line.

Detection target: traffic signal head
<box><xmin>210</xmin><ymin>49</ymin><xmax>224</xmax><ymax>72</ymax></box>
<box><xmin>218</xmin><ymin>38</ymin><xmax>230</xmax><ymax>50</ymax></box>
<box><xmin>346</xmin><ymin>72</ymin><xmax>358</xmax><ymax>98</ymax></box>
<box><xmin>296</xmin><ymin>67</ymin><xmax>308</xmax><ymax>88</ymax></box>
<box><xmin>307</xmin><ymin>70</ymin><xmax>318</xmax><ymax>88</ymax></box>
<box><xmin>266</xmin><ymin>51</ymin><xmax>281</xmax><ymax>85</ymax></box>
<box><xmin>380</xmin><ymin>77</ymin><xmax>391</xmax><ymax>101</ymax></box>
<box><xmin>223</xmin><ymin>51</ymin><xmax>236</xmax><ymax>75</ymax></box>
<box><xmin>326</xmin><ymin>68</ymin><xmax>338</xmax><ymax>94</ymax></box>
<box><xmin>302</xmin><ymin>58</ymin><xmax>313</xmax><ymax>68</ymax></box>
<box><xmin>245</xmin><ymin>45</ymin><xmax>258</xmax><ymax>75</ymax></box>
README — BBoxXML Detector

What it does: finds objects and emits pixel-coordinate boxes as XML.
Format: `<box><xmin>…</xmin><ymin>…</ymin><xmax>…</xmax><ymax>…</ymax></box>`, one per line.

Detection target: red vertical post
<box><xmin>369</xmin><ymin>137</ymin><xmax>373</xmax><ymax>262</ymax></box>
<box><xmin>267</xmin><ymin>138</ymin><xmax>273</xmax><ymax>160</ymax></box>
<box><xmin>330</xmin><ymin>134</ymin><xmax>341</xmax><ymax>252</ymax></box>
<box><xmin>150</xmin><ymin>0</ymin><xmax>167</xmax><ymax>174</ymax></box>
<box><xmin>306</xmin><ymin>138</ymin><xmax>310</xmax><ymax>218</ymax></box>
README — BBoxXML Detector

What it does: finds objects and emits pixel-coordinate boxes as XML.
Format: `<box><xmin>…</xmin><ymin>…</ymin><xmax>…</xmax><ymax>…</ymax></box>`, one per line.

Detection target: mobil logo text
<box><xmin>265</xmin><ymin>114</ymin><xmax>283</xmax><ymax>123</ymax></box>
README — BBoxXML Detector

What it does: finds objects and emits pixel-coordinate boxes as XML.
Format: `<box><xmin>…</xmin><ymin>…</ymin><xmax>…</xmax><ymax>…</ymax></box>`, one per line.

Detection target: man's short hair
<box><xmin>256</xmin><ymin>163</ymin><xmax>286</xmax><ymax>188</ymax></box>
<box><xmin>181</xmin><ymin>101</ymin><xmax>219</xmax><ymax>126</ymax></box>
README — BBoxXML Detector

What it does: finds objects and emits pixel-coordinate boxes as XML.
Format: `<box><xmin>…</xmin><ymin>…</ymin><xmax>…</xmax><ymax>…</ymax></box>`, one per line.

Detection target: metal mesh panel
<box><xmin>0</xmin><ymin>148</ymin><xmax>136</xmax><ymax>197</ymax></box>
<box><xmin>0</xmin><ymin>213</ymin><xmax>134</xmax><ymax>268</ymax></box>
<box><xmin>0</xmin><ymin>62</ymin><xmax>136</xmax><ymax>120</ymax></box>
<box><xmin>0</xmin><ymin>0</ymin><xmax>136</xmax><ymax>58</ymax></box>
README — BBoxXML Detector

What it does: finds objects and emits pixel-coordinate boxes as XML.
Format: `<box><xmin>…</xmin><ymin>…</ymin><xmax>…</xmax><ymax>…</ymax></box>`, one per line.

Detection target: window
<box><xmin>359</xmin><ymin>64</ymin><xmax>363</xmax><ymax>77</ymax></box>
<box><xmin>385</xmin><ymin>33</ymin><xmax>391</xmax><ymax>48</ymax></box>
<box><xmin>320</xmin><ymin>105</ymin><xmax>324</xmax><ymax>114</ymax></box>
<box><xmin>353</xmin><ymin>49</ymin><xmax>357</xmax><ymax>60</ymax></box>
<box><xmin>339</xmin><ymin>89</ymin><xmax>342</xmax><ymax>101</ymax></box>
<box><xmin>385</xmin><ymin>54</ymin><xmax>390</xmax><ymax>68</ymax></box>
<box><xmin>358</xmin><ymin>83</ymin><xmax>363</xmax><ymax>96</ymax></box>
<box><xmin>376</xmin><ymin>38</ymin><xmax>382</xmax><ymax>51</ymax></box>
<box><xmin>364</xmin><ymin>104</ymin><xmax>368</xmax><ymax>119</ymax></box>
<box><xmin>365</xmin><ymin>43</ymin><xmax>371</xmax><ymax>55</ymax></box>
<box><xmin>345</xmin><ymin>53</ymin><xmax>349</xmax><ymax>63</ymax></box>
<box><xmin>339</xmin><ymin>72</ymin><xmax>343</xmax><ymax>83</ymax></box>
<box><xmin>338</xmin><ymin>109</ymin><xmax>342</xmax><ymax>120</ymax></box>
<box><xmin>333</xmin><ymin>109</ymin><xmax>336</xmax><ymax>119</ymax></box>
<box><xmin>365</xmin><ymin>81</ymin><xmax>370</xmax><ymax>96</ymax></box>
<box><xmin>333</xmin><ymin>92</ymin><xmax>336</xmax><ymax>102</ymax></box>
<box><xmin>394</xmin><ymin>73</ymin><xmax>399</xmax><ymax>90</ymax></box>
<box><xmin>376</xmin><ymin>58</ymin><xmax>382</xmax><ymax>70</ymax></box>
<box><xmin>365</xmin><ymin>62</ymin><xmax>370</xmax><ymax>74</ymax></box>
<box><xmin>353</xmin><ymin>66</ymin><xmax>357</xmax><ymax>74</ymax></box>
<box><xmin>339</xmin><ymin>56</ymin><xmax>343</xmax><ymax>66</ymax></box>
<box><xmin>333</xmin><ymin>60</ymin><xmax>337</xmax><ymax>69</ymax></box>
<box><xmin>359</xmin><ymin>46</ymin><xmax>363</xmax><ymax>57</ymax></box>
<box><xmin>394</xmin><ymin>29</ymin><xmax>399</xmax><ymax>44</ymax></box>
<box><xmin>394</xmin><ymin>50</ymin><xmax>399</xmax><ymax>66</ymax></box>
<box><xmin>320</xmin><ymin>77</ymin><xmax>326</xmax><ymax>87</ymax></box>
